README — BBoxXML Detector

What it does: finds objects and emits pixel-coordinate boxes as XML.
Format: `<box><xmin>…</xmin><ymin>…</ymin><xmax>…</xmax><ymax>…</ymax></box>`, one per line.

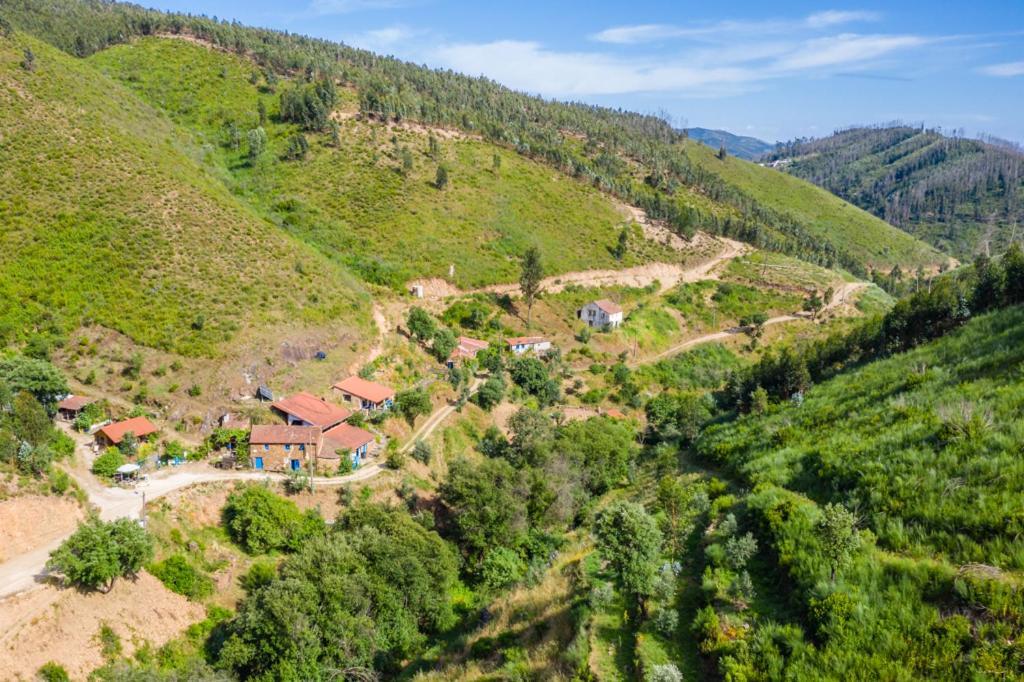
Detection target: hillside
<box><xmin>681</xmin><ymin>140</ymin><xmax>946</xmax><ymax>272</ymax></box>
<box><xmin>0</xmin><ymin>31</ymin><xmax>370</xmax><ymax>357</ymax></box>
<box><xmin>692</xmin><ymin>304</ymin><xmax>1024</xmax><ymax>678</ymax></box>
<box><xmin>766</xmin><ymin>125</ymin><xmax>1024</xmax><ymax>259</ymax></box>
<box><xmin>2</xmin><ymin>0</ymin><xmax>946</xmax><ymax>280</ymax></box>
<box><xmin>86</xmin><ymin>37</ymin><xmax>664</xmax><ymax>289</ymax></box>
<box><xmin>685</xmin><ymin>127</ymin><xmax>775</xmax><ymax>160</ymax></box>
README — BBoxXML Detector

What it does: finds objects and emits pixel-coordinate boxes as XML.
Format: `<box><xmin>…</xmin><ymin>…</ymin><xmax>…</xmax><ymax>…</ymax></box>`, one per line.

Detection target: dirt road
<box><xmin>400</xmin><ymin>378</ymin><xmax>483</xmax><ymax>453</ymax></box>
<box><xmin>409</xmin><ymin>235</ymin><xmax>750</xmax><ymax>300</ymax></box>
<box><xmin>637</xmin><ymin>282</ymin><xmax>868</xmax><ymax>366</ymax></box>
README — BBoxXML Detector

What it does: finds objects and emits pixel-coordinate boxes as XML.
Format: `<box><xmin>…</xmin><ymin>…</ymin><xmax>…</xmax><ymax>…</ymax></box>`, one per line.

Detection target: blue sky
<box><xmin>147</xmin><ymin>0</ymin><xmax>1024</xmax><ymax>143</ymax></box>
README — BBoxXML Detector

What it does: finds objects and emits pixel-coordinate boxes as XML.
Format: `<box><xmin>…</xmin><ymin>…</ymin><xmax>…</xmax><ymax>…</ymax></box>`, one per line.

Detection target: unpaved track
<box><xmin>400</xmin><ymin>378</ymin><xmax>483</xmax><ymax>453</ymax></box>
<box><xmin>637</xmin><ymin>282</ymin><xmax>868</xmax><ymax>366</ymax></box>
<box><xmin>410</xmin><ymin>236</ymin><xmax>750</xmax><ymax>300</ymax></box>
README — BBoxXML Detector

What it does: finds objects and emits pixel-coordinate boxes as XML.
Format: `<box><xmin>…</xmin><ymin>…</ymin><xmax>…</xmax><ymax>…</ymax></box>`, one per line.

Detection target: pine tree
<box><xmin>21</xmin><ymin>47</ymin><xmax>35</xmax><ymax>72</ymax></box>
<box><xmin>434</xmin><ymin>164</ymin><xmax>449</xmax><ymax>190</ymax></box>
<box><xmin>519</xmin><ymin>247</ymin><xmax>543</xmax><ymax>328</ymax></box>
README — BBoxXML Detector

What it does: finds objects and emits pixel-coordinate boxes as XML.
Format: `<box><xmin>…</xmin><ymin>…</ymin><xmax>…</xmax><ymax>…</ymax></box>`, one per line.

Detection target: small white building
<box><xmin>577</xmin><ymin>299</ymin><xmax>623</xmax><ymax>329</ymax></box>
<box><xmin>506</xmin><ymin>336</ymin><xmax>552</xmax><ymax>355</ymax></box>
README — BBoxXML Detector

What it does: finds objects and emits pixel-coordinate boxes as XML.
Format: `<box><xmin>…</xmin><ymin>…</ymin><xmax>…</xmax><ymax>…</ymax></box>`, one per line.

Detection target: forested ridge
<box><xmin>766</xmin><ymin>125</ymin><xmax>1024</xmax><ymax>259</ymax></box>
<box><xmin>2</xmin><ymin>0</ymin><xmax>940</xmax><ymax>275</ymax></box>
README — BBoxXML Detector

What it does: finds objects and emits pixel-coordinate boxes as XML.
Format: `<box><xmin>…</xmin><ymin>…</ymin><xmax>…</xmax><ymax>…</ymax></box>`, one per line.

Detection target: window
<box><xmin>263</xmin><ymin>444</ymin><xmax>269</xmax><ymax>451</ymax></box>
<box><xmin>284</xmin><ymin>444</ymin><xmax>291</xmax><ymax>452</ymax></box>
<box><xmin>299</xmin><ymin>444</ymin><xmax>305</xmax><ymax>452</ymax></box>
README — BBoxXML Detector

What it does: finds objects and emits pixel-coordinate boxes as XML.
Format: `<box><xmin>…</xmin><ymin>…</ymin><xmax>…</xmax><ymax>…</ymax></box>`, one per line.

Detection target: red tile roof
<box><xmin>449</xmin><ymin>336</ymin><xmax>489</xmax><ymax>360</ymax></box>
<box><xmin>249</xmin><ymin>424</ymin><xmax>322</xmax><ymax>446</ymax></box>
<box><xmin>97</xmin><ymin>416</ymin><xmax>157</xmax><ymax>445</ymax></box>
<box><xmin>604</xmin><ymin>408</ymin><xmax>626</xmax><ymax>419</ymax></box>
<box><xmin>593</xmin><ymin>299</ymin><xmax>623</xmax><ymax>314</ymax></box>
<box><xmin>505</xmin><ymin>336</ymin><xmax>547</xmax><ymax>347</ymax></box>
<box><xmin>322</xmin><ymin>423</ymin><xmax>375</xmax><ymax>455</ymax></box>
<box><xmin>332</xmin><ymin>376</ymin><xmax>395</xmax><ymax>404</ymax></box>
<box><xmin>57</xmin><ymin>395</ymin><xmax>95</xmax><ymax>411</ymax></box>
<box><xmin>271</xmin><ymin>392</ymin><xmax>351</xmax><ymax>428</ymax></box>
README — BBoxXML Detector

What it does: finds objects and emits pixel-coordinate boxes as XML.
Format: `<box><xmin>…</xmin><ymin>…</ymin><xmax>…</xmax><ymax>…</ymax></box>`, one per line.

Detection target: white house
<box><xmin>505</xmin><ymin>336</ymin><xmax>552</xmax><ymax>355</ymax></box>
<box><xmin>577</xmin><ymin>299</ymin><xmax>623</xmax><ymax>328</ymax></box>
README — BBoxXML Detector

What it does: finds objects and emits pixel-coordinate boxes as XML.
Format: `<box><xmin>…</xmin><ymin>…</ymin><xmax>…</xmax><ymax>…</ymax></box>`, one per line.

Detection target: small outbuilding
<box><xmin>95</xmin><ymin>416</ymin><xmax>157</xmax><ymax>448</ymax></box>
<box><xmin>505</xmin><ymin>336</ymin><xmax>552</xmax><ymax>355</ymax></box>
<box><xmin>56</xmin><ymin>395</ymin><xmax>95</xmax><ymax>422</ymax></box>
<box><xmin>578</xmin><ymin>299</ymin><xmax>624</xmax><ymax>329</ymax></box>
<box><xmin>447</xmin><ymin>336</ymin><xmax>489</xmax><ymax>368</ymax></box>
<box><xmin>332</xmin><ymin>376</ymin><xmax>396</xmax><ymax>412</ymax></box>
<box><xmin>322</xmin><ymin>423</ymin><xmax>376</xmax><ymax>469</ymax></box>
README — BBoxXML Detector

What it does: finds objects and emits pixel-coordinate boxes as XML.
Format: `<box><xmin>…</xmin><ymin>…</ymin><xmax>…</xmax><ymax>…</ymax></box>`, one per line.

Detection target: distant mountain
<box><xmin>765</xmin><ymin>126</ymin><xmax>1024</xmax><ymax>260</ymax></box>
<box><xmin>685</xmin><ymin>127</ymin><xmax>776</xmax><ymax>160</ymax></box>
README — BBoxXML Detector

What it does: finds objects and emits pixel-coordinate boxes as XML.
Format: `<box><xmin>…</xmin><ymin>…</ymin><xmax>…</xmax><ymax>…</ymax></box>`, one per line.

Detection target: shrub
<box><xmin>91</xmin><ymin>448</ymin><xmax>125</xmax><ymax>477</ymax></box>
<box><xmin>149</xmin><ymin>554</ymin><xmax>214</xmax><ymax>600</ymax></box>
<box><xmin>411</xmin><ymin>440</ymin><xmax>432</xmax><ymax>464</ymax></box>
<box><xmin>480</xmin><ymin>547</ymin><xmax>527</xmax><ymax>590</ymax></box>
<box><xmin>222</xmin><ymin>485</ymin><xmax>325</xmax><ymax>554</ymax></box>
<box><xmin>37</xmin><ymin>662</ymin><xmax>70</xmax><ymax>682</ymax></box>
<box><xmin>647</xmin><ymin>663</ymin><xmax>683</xmax><ymax>682</ymax></box>
<box><xmin>652</xmin><ymin>607</ymin><xmax>679</xmax><ymax>636</ymax></box>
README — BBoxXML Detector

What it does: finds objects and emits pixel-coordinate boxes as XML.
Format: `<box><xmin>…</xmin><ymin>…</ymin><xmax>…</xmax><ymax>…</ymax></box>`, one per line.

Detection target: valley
<box><xmin>0</xmin><ymin>1</ymin><xmax>1021</xmax><ymax>680</ymax></box>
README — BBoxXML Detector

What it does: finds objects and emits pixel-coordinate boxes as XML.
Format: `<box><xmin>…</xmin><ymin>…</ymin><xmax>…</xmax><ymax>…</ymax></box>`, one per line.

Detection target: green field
<box><xmin>0</xmin><ymin>33</ymin><xmax>369</xmax><ymax>356</ymax></box>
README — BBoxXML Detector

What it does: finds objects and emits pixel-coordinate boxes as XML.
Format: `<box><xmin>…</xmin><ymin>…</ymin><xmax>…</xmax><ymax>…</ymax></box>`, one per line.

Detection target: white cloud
<box><xmin>433</xmin><ymin>32</ymin><xmax>930</xmax><ymax>98</ymax></box>
<box><xmin>310</xmin><ymin>0</ymin><xmax>412</xmax><ymax>16</ymax></box>
<box><xmin>980</xmin><ymin>61</ymin><xmax>1024</xmax><ymax>77</ymax></box>
<box><xmin>345</xmin><ymin>24</ymin><xmax>421</xmax><ymax>51</ymax></box>
<box><xmin>591</xmin><ymin>9</ymin><xmax>880</xmax><ymax>44</ymax></box>
<box><xmin>805</xmin><ymin>10</ymin><xmax>880</xmax><ymax>29</ymax></box>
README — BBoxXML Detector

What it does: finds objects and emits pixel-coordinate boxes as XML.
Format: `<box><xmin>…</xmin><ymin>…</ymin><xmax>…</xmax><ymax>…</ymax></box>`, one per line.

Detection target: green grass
<box><xmin>665</xmin><ymin>279</ymin><xmax>802</xmax><ymax>329</ymax></box>
<box><xmin>683</xmin><ymin>140</ymin><xmax>945</xmax><ymax>270</ymax></box>
<box><xmin>88</xmin><ymin>37</ymin><xmax>673</xmax><ymax>289</ymax></box>
<box><xmin>0</xmin><ymin>33</ymin><xmax>368</xmax><ymax>356</ymax></box>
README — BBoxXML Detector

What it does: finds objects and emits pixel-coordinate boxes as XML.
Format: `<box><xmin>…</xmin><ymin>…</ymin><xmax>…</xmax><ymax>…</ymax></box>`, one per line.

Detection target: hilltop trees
<box><xmin>278</xmin><ymin>79</ymin><xmax>336</xmax><ymax>131</ymax></box>
<box><xmin>519</xmin><ymin>246</ymin><xmax>543</xmax><ymax>327</ymax></box>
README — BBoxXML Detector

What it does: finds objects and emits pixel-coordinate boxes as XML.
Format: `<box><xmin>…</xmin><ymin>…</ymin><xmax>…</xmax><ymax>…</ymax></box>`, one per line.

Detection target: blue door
<box><xmin>290</xmin><ymin>459</ymin><xmax>301</xmax><ymax>471</ymax></box>
<box><xmin>254</xmin><ymin>457</ymin><xmax>264</xmax><ymax>470</ymax></box>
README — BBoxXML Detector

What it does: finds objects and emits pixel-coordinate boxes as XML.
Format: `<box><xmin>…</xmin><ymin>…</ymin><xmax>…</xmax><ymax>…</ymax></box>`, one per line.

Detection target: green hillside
<box><xmin>86</xmin><ymin>37</ymin><xmax>654</xmax><ymax>289</ymax></box>
<box><xmin>3</xmin><ymin>0</ymin><xmax>946</xmax><ymax>281</ymax></box>
<box><xmin>682</xmin><ymin>140</ymin><xmax>947</xmax><ymax>271</ymax></box>
<box><xmin>0</xmin><ymin>32</ymin><xmax>369</xmax><ymax>356</ymax></box>
<box><xmin>690</xmin><ymin>306</ymin><xmax>1024</xmax><ymax>678</ymax></box>
<box><xmin>767</xmin><ymin>126</ymin><xmax>1024</xmax><ymax>259</ymax></box>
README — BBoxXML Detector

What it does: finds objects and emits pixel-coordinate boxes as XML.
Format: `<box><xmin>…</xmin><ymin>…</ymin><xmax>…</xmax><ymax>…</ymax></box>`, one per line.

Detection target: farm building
<box><xmin>322</xmin><ymin>423</ymin><xmax>376</xmax><ymax>469</ymax></box>
<box><xmin>332</xmin><ymin>376</ymin><xmax>395</xmax><ymax>412</ymax></box>
<box><xmin>56</xmin><ymin>395</ymin><xmax>95</xmax><ymax>421</ymax></box>
<box><xmin>506</xmin><ymin>336</ymin><xmax>552</xmax><ymax>355</ymax></box>
<box><xmin>271</xmin><ymin>392</ymin><xmax>352</xmax><ymax>429</ymax></box>
<box><xmin>447</xmin><ymin>336</ymin><xmax>489</xmax><ymax>368</ymax></box>
<box><xmin>95</xmin><ymin>416</ymin><xmax>157</xmax><ymax>448</ymax></box>
<box><xmin>248</xmin><ymin>425</ymin><xmax>322</xmax><ymax>472</ymax></box>
<box><xmin>577</xmin><ymin>299</ymin><xmax>623</xmax><ymax>328</ymax></box>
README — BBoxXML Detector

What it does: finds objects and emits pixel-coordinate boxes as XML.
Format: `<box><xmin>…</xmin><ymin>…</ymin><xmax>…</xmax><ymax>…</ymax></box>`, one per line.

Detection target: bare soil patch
<box><xmin>0</xmin><ymin>496</ymin><xmax>84</xmax><ymax>563</ymax></box>
<box><xmin>0</xmin><ymin>572</ymin><xmax>203</xmax><ymax>681</ymax></box>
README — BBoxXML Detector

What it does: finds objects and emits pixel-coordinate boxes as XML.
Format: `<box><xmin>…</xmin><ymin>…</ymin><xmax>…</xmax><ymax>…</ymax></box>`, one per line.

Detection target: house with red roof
<box><xmin>446</xmin><ymin>336</ymin><xmax>489</xmax><ymax>368</ymax></box>
<box><xmin>271</xmin><ymin>392</ymin><xmax>351</xmax><ymax>429</ymax></box>
<box><xmin>505</xmin><ymin>336</ymin><xmax>552</xmax><ymax>355</ymax></box>
<box><xmin>248</xmin><ymin>425</ymin><xmax>322</xmax><ymax>472</ymax></box>
<box><xmin>95</xmin><ymin>416</ymin><xmax>157</xmax><ymax>448</ymax></box>
<box><xmin>56</xmin><ymin>395</ymin><xmax>96</xmax><ymax>422</ymax></box>
<box><xmin>332</xmin><ymin>376</ymin><xmax>395</xmax><ymax>412</ymax></box>
<box><xmin>577</xmin><ymin>299</ymin><xmax>624</xmax><ymax>329</ymax></box>
<box><xmin>322</xmin><ymin>423</ymin><xmax>376</xmax><ymax>469</ymax></box>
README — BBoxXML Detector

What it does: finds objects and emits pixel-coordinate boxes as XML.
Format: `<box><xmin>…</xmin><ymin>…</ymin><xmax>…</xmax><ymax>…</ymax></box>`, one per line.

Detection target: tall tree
<box><xmin>47</xmin><ymin>517</ymin><xmax>153</xmax><ymax>592</ymax></box>
<box><xmin>594</xmin><ymin>501</ymin><xmax>662</xmax><ymax>614</ymax></box>
<box><xmin>519</xmin><ymin>246</ymin><xmax>544</xmax><ymax>328</ymax></box>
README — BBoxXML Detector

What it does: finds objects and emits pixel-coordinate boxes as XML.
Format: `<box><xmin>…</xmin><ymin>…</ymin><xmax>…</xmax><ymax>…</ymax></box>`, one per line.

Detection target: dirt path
<box><xmin>409</xmin><ymin>236</ymin><xmax>750</xmax><ymax>301</ymax></box>
<box><xmin>636</xmin><ymin>282</ymin><xmax>868</xmax><ymax>366</ymax></box>
<box><xmin>400</xmin><ymin>378</ymin><xmax>483</xmax><ymax>453</ymax></box>
<box><xmin>348</xmin><ymin>301</ymin><xmax>388</xmax><ymax>375</ymax></box>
